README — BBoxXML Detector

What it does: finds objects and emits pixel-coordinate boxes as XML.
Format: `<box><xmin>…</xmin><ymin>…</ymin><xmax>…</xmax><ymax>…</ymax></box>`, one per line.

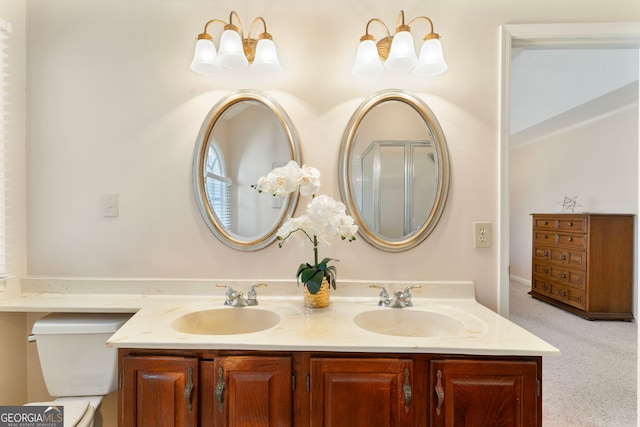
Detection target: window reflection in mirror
<box><xmin>193</xmin><ymin>90</ymin><xmax>300</xmax><ymax>251</ymax></box>
<box><xmin>339</xmin><ymin>90</ymin><xmax>450</xmax><ymax>252</ymax></box>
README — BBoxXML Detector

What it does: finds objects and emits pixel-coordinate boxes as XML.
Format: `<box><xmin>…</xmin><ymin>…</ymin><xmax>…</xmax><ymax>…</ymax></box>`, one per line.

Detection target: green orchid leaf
<box><xmin>296</xmin><ymin>263</ymin><xmax>312</xmax><ymax>278</ymax></box>
<box><xmin>300</xmin><ymin>266</ymin><xmax>320</xmax><ymax>283</ymax></box>
<box><xmin>304</xmin><ymin>269</ymin><xmax>325</xmax><ymax>294</ymax></box>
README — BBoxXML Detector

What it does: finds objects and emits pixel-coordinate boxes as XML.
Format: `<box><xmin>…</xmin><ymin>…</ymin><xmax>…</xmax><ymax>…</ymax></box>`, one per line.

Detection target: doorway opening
<box><xmin>499</xmin><ymin>23</ymin><xmax>640</xmax><ymax>316</ymax></box>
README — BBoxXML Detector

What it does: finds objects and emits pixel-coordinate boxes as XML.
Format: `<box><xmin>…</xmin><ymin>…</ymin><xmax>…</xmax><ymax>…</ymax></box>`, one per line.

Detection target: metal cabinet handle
<box><xmin>215</xmin><ymin>366</ymin><xmax>225</xmax><ymax>413</ymax></box>
<box><xmin>435</xmin><ymin>369</ymin><xmax>444</xmax><ymax>416</ymax></box>
<box><xmin>184</xmin><ymin>367</ymin><xmax>194</xmax><ymax>413</ymax></box>
<box><xmin>403</xmin><ymin>368</ymin><xmax>412</xmax><ymax>412</ymax></box>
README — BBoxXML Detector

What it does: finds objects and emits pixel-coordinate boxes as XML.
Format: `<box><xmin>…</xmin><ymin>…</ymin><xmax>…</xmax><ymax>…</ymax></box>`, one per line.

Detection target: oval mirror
<box><xmin>339</xmin><ymin>90</ymin><xmax>450</xmax><ymax>252</ymax></box>
<box><xmin>193</xmin><ymin>90</ymin><xmax>301</xmax><ymax>251</ymax></box>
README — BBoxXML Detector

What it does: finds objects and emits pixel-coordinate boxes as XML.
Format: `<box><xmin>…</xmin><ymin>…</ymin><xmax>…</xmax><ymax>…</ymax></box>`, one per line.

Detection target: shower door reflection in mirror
<box><xmin>359</xmin><ymin>140</ymin><xmax>437</xmax><ymax>238</ymax></box>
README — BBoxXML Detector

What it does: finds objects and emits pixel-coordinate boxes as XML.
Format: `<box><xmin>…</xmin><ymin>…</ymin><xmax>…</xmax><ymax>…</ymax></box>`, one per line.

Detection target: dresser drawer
<box><xmin>533</xmin><ymin>245</ymin><xmax>586</xmax><ymax>269</ymax></box>
<box><xmin>532</xmin><ymin>278</ymin><xmax>551</xmax><ymax>296</ymax></box>
<box><xmin>533</xmin><ymin>262</ymin><xmax>550</xmax><ymax>277</ymax></box>
<box><xmin>533</xmin><ymin>216</ymin><xmax>587</xmax><ymax>233</ymax></box>
<box><xmin>549</xmin><ymin>266</ymin><xmax>586</xmax><ymax>290</ymax></box>
<box><xmin>533</xmin><ymin>231</ymin><xmax>586</xmax><ymax>250</ymax></box>
<box><xmin>549</xmin><ymin>283</ymin><xmax>586</xmax><ymax>310</ymax></box>
<box><xmin>556</xmin><ymin>217</ymin><xmax>587</xmax><ymax>233</ymax></box>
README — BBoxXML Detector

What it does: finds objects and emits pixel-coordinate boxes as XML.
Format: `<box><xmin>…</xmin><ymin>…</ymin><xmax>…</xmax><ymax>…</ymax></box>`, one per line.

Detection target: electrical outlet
<box><xmin>473</xmin><ymin>221</ymin><xmax>491</xmax><ymax>248</ymax></box>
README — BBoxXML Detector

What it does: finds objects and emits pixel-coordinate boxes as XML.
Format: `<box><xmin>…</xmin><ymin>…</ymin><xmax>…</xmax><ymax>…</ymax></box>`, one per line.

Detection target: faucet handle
<box><xmin>216</xmin><ymin>284</ymin><xmax>237</xmax><ymax>305</ymax></box>
<box><xmin>247</xmin><ymin>283</ymin><xmax>267</xmax><ymax>306</ymax></box>
<box><xmin>216</xmin><ymin>283</ymin><xmax>233</xmax><ymax>294</ymax></box>
<box><xmin>402</xmin><ymin>284</ymin><xmax>422</xmax><ymax>294</ymax></box>
<box><xmin>369</xmin><ymin>285</ymin><xmax>390</xmax><ymax>307</ymax></box>
<box><xmin>401</xmin><ymin>285</ymin><xmax>422</xmax><ymax>307</ymax></box>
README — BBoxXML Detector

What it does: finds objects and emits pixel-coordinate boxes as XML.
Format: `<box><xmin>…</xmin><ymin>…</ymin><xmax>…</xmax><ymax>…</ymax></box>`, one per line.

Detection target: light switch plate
<box><xmin>102</xmin><ymin>193</ymin><xmax>119</xmax><ymax>217</ymax></box>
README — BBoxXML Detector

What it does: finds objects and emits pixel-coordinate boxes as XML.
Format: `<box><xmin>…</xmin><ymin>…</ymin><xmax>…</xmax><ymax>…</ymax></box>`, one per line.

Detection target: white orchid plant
<box><xmin>254</xmin><ymin>161</ymin><xmax>358</xmax><ymax>294</ymax></box>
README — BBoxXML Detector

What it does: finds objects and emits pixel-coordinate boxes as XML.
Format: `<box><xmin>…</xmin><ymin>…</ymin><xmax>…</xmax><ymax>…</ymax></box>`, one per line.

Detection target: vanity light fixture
<box><xmin>190</xmin><ymin>11</ymin><xmax>282</xmax><ymax>75</ymax></box>
<box><xmin>352</xmin><ymin>10</ymin><xmax>447</xmax><ymax>77</ymax></box>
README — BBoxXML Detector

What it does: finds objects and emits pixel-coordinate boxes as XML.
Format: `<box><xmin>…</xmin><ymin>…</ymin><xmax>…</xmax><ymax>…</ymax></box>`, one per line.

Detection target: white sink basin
<box><xmin>353</xmin><ymin>309</ymin><xmax>466</xmax><ymax>338</ymax></box>
<box><xmin>171</xmin><ymin>308</ymin><xmax>281</xmax><ymax>335</ymax></box>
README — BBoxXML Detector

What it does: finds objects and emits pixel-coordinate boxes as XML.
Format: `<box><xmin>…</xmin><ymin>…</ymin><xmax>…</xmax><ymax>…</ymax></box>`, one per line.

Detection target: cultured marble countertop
<box><xmin>0</xmin><ymin>278</ymin><xmax>559</xmax><ymax>357</ymax></box>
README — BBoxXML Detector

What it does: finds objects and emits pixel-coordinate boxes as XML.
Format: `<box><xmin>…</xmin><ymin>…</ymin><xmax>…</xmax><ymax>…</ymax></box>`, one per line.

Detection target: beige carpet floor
<box><xmin>508</xmin><ymin>280</ymin><xmax>637</xmax><ymax>427</ymax></box>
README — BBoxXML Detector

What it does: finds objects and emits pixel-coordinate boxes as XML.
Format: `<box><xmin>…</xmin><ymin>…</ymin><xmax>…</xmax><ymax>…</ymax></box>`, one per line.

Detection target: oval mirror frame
<box><xmin>339</xmin><ymin>89</ymin><xmax>450</xmax><ymax>252</ymax></box>
<box><xmin>193</xmin><ymin>90</ymin><xmax>301</xmax><ymax>251</ymax></box>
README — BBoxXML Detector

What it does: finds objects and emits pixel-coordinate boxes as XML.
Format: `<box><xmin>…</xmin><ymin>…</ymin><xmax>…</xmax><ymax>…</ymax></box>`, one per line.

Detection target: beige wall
<box><xmin>510</xmin><ymin>106</ymin><xmax>638</xmax><ymax>281</ymax></box>
<box><xmin>0</xmin><ymin>0</ymin><xmax>638</xmax><ymax>423</ymax></box>
<box><xmin>23</xmin><ymin>0</ymin><xmax>640</xmax><ymax>313</ymax></box>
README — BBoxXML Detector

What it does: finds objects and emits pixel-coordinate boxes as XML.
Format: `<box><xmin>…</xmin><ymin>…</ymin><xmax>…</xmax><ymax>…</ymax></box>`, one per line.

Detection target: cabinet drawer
<box><xmin>533</xmin><ymin>216</ymin><xmax>587</xmax><ymax>232</ymax></box>
<box><xmin>532</xmin><ymin>278</ymin><xmax>551</xmax><ymax>296</ymax></box>
<box><xmin>533</xmin><ymin>263</ymin><xmax>550</xmax><ymax>277</ymax></box>
<box><xmin>533</xmin><ymin>245</ymin><xmax>586</xmax><ymax>269</ymax></box>
<box><xmin>532</xmin><ymin>217</ymin><xmax>557</xmax><ymax>230</ymax></box>
<box><xmin>549</xmin><ymin>267</ymin><xmax>585</xmax><ymax>290</ymax></box>
<box><xmin>548</xmin><ymin>247</ymin><xmax>586</xmax><ymax>268</ymax></box>
<box><xmin>556</xmin><ymin>217</ymin><xmax>587</xmax><ymax>233</ymax></box>
<box><xmin>557</xmin><ymin>232</ymin><xmax>586</xmax><ymax>249</ymax></box>
<box><xmin>533</xmin><ymin>231</ymin><xmax>586</xmax><ymax>249</ymax></box>
<box><xmin>549</xmin><ymin>283</ymin><xmax>585</xmax><ymax>309</ymax></box>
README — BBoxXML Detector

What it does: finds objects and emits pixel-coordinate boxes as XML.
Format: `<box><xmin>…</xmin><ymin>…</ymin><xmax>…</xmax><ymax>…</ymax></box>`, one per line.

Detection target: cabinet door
<box><xmin>121</xmin><ymin>355</ymin><xmax>198</xmax><ymax>427</ymax></box>
<box><xmin>201</xmin><ymin>356</ymin><xmax>292</xmax><ymax>427</ymax></box>
<box><xmin>310</xmin><ymin>357</ymin><xmax>414</xmax><ymax>427</ymax></box>
<box><xmin>430</xmin><ymin>359</ymin><xmax>539</xmax><ymax>427</ymax></box>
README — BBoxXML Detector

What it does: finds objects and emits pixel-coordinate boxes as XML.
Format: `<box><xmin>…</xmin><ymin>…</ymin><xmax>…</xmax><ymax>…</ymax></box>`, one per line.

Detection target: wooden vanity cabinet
<box><xmin>120</xmin><ymin>355</ymin><xmax>199</xmax><ymax>427</ymax></box>
<box><xmin>200</xmin><ymin>356</ymin><xmax>292</xmax><ymax>426</ymax></box>
<box><xmin>429</xmin><ymin>359</ymin><xmax>539</xmax><ymax>427</ymax></box>
<box><xmin>118</xmin><ymin>350</ymin><xmax>541</xmax><ymax>427</ymax></box>
<box><xmin>309</xmin><ymin>357</ymin><xmax>415</xmax><ymax>427</ymax></box>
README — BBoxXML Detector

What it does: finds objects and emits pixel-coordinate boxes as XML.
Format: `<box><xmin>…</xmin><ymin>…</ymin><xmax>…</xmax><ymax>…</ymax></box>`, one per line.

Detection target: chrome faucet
<box><xmin>217</xmin><ymin>283</ymin><xmax>268</xmax><ymax>307</ymax></box>
<box><xmin>370</xmin><ymin>285</ymin><xmax>422</xmax><ymax>308</ymax></box>
<box><xmin>246</xmin><ymin>283</ymin><xmax>267</xmax><ymax>306</ymax></box>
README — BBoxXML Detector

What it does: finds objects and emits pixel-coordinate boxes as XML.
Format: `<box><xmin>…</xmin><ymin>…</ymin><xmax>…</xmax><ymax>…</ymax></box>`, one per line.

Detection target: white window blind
<box><xmin>0</xmin><ymin>19</ymin><xmax>11</xmax><ymax>277</ymax></box>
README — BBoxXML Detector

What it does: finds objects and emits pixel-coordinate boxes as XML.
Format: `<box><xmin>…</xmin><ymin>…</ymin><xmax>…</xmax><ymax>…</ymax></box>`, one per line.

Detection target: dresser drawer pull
<box><xmin>543</xmin><ymin>221</ymin><xmax>548</xmax><ymax>225</ymax></box>
<box><xmin>561</xmin><ymin>273</ymin><xmax>567</xmax><ymax>279</ymax></box>
<box><xmin>543</xmin><ymin>235</ymin><xmax>549</xmax><ymax>239</ymax></box>
<box><xmin>544</xmin><ymin>251</ymin><xmax>550</xmax><ymax>257</ymax></box>
<box><xmin>561</xmin><ymin>254</ymin><xmax>567</xmax><ymax>261</ymax></box>
<box><xmin>568</xmin><ymin>222</ymin><xmax>573</xmax><ymax>226</ymax></box>
<box><xmin>568</xmin><ymin>237</ymin><xmax>573</xmax><ymax>242</ymax></box>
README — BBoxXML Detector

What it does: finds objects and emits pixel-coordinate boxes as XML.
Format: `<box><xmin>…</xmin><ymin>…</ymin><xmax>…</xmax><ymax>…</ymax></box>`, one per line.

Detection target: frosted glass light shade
<box><xmin>385</xmin><ymin>30</ymin><xmax>417</xmax><ymax>70</ymax></box>
<box><xmin>352</xmin><ymin>39</ymin><xmax>383</xmax><ymax>76</ymax></box>
<box><xmin>216</xmin><ymin>29</ymin><xmax>249</xmax><ymax>69</ymax></box>
<box><xmin>251</xmin><ymin>38</ymin><xmax>282</xmax><ymax>73</ymax></box>
<box><xmin>414</xmin><ymin>38</ymin><xmax>447</xmax><ymax>76</ymax></box>
<box><xmin>190</xmin><ymin>39</ymin><xmax>222</xmax><ymax>75</ymax></box>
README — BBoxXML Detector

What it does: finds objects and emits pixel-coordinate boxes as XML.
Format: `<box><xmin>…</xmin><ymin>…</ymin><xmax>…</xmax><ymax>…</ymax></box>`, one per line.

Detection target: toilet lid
<box><xmin>25</xmin><ymin>400</ymin><xmax>91</xmax><ymax>427</ymax></box>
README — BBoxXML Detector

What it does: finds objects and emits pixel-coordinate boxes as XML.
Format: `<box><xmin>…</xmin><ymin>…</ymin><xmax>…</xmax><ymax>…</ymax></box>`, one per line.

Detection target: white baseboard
<box><xmin>509</xmin><ymin>275</ymin><xmax>531</xmax><ymax>286</ymax></box>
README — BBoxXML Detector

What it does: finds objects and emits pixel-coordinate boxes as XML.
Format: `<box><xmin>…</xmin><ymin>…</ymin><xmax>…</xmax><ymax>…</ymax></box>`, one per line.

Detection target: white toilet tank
<box><xmin>32</xmin><ymin>313</ymin><xmax>132</xmax><ymax>397</ymax></box>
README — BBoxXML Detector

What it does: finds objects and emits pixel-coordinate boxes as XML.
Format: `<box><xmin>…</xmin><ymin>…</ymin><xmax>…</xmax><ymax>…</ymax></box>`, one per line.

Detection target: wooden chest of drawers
<box><xmin>530</xmin><ymin>213</ymin><xmax>634</xmax><ymax>320</ymax></box>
